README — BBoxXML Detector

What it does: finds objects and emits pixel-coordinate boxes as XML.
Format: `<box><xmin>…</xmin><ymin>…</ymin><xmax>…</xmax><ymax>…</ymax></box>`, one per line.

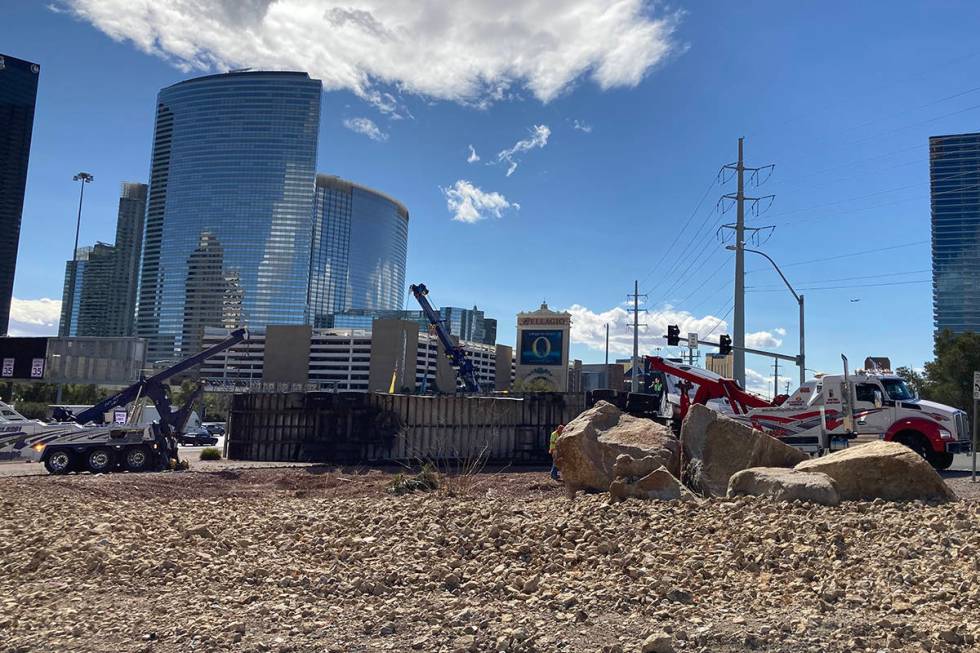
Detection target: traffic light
<box><xmin>666</xmin><ymin>324</ymin><xmax>680</xmax><ymax>346</ymax></box>
<box><xmin>719</xmin><ymin>334</ymin><xmax>732</xmax><ymax>356</ymax></box>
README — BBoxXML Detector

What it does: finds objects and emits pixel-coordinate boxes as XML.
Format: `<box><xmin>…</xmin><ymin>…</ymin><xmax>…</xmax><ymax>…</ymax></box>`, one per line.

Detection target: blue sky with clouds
<box><xmin>3</xmin><ymin>1</ymin><xmax>980</xmax><ymax>394</ymax></box>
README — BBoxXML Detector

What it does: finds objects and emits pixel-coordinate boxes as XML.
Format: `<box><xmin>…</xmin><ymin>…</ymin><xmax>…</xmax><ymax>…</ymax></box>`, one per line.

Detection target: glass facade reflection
<box><xmin>930</xmin><ymin>133</ymin><xmax>980</xmax><ymax>335</ymax></box>
<box><xmin>0</xmin><ymin>54</ymin><xmax>40</xmax><ymax>335</ymax></box>
<box><xmin>136</xmin><ymin>71</ymin><xmax>321</xmax><ymax>359</ymax></box>
<box><xmin>311</xmin><ymin>175</ymin><xmax>408</xmax><ymax>326</ymax></box>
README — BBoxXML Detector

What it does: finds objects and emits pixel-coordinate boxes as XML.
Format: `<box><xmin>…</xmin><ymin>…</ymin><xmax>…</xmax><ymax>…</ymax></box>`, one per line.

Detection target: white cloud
<box><xmin>342</xmin><ymin>117</ymin><xmax>387</xmax><ymax>141</ymax></box>
<box><xmin>8</xmin><ymin>298</ymin><xmax>61</xmax><ymax>336</ymax></box>
<box><xmin>566</xmin><ymin>303</ymin><xmax>729</xmax><ymax>357</ymax></box>
<box><xmin>467</xmin><ymin>145</ymin><xmax>480</xmax><ymax>163</ymax></box>
<box><xmin>745</xmin><ymin>329</ymin><xmax>785</xmax><ymax>349</ymax></box>
<box><xmin>572</xmin><ymin>119</ymin><xmax>592</xmax><ymax>133</ymax></box>
<box><xmin>497</xmin><ymin>124</ymin><xmax>550</xmax><ymax>176</ymax></box>
<box><xmin>59</xmin><ymin>1</ymin><xmax>681</xmax><ymax>109</ymax></box>
<box><xmin>441</xmin><ymin>180</ymin><xmax>518</xmax><ymax>223</ymax></box>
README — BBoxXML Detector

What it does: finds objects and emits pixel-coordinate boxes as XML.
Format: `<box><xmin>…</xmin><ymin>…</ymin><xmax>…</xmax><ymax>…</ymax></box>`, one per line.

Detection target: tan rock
<box><xmin>680</xmin><ymin>404</ymin><xmax>807</xmax><ymax>496</ymax></box>
<box><xmin>555</xmin><ymin>401</ymin><xmax>679</xmax><ymax>493</ymax></box>
<box><xmin>608</xmin><ymin>465</ymin><xmax>697</xmax><ymax>502</ymax></box>
<box><xmin>795</xmin><ymin>440</ymin><xmax>955</xmax><ymax>502</ymax></box>
<box><xmin>727</xmin><ymin>467</ymin><xmax>841</xmax><ymax>506</ymax></box>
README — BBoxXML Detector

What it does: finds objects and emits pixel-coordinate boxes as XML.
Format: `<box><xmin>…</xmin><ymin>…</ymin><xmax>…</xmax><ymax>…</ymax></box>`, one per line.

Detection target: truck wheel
<box><xmin>86</xmin><ymin>448</ymin><xmax>114</xmax><ymax>473</ymax></box>
<box><xmin>927</xmin><ymin>451</ymin><xmax>955</xmax><ymax>471</ymax></box>
<box><xmin>44</xmin><ymin>450</ymin><xmax>73</xmax><ymax>475</ymax></box>
<box><xmin>893</xmin><ymin>432</ymin><xmax>930</xmax><ymax>461</ymax></box>
<box><xmin>124</xmin><ymin>446</ymin><xmax>152</xmax><ymax>472</ymax></box>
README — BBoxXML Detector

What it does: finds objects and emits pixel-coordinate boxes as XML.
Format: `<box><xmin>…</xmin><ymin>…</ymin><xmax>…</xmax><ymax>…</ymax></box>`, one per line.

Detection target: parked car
<box><xmin>177</xmin><ymin>427</ymin><xmax>218</xmax><ymax>447</ymax></box>
<box><xmin>202</xmin><ymin>422</ymin><xmax>226</xmax><ymax>436</ymax></box>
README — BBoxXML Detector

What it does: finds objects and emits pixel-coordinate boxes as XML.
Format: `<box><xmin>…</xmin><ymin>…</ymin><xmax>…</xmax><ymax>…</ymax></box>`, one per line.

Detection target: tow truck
<box><xmin>0</xmin><ymin>328</ymin><xmax>247</xmax><ymax>474</ymax></box>
<box><xmin>644</xmin><ymin>355</ymin><xmax>970</xmax><ymax>469</ymax></box>
<box><xmin>409</xmin><ymin>283</ymin><xmax>481</xmax><ymax>393</ymax></box>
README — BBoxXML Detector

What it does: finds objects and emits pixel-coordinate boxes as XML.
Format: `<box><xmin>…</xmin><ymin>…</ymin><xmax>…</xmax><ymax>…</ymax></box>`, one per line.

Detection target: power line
<box><xmin>638</xmin><ymin>176</ymin><xmax>717</xmax><ymax>288</ymax></box>
<box><xmin>747</xmin><ymin>268</ymin><xmax>931</xmax><ymax>290</ymax></box>
<box><xmin>747</xmin><ymin>278</ymin><xmax>931</xmax><ymax>293</ymax></box>
<box><xmin>745</xmin><ymin>239</ymin><xmax>928</xmax><ymax>274</ymax></box>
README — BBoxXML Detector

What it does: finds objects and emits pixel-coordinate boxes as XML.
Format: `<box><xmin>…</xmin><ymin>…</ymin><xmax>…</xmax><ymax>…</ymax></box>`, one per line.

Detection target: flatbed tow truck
<box><xmin>0</xmin><ymin>328</ymin><xmax>247</xmax><ymax>474</ymax></box>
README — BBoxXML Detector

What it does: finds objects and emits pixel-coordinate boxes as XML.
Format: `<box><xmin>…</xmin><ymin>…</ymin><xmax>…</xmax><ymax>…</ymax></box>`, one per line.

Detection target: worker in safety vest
<box><xmin>549</xmin><ymin>424</ymin><xmax>564</xmax><ymax>481</ymax></box>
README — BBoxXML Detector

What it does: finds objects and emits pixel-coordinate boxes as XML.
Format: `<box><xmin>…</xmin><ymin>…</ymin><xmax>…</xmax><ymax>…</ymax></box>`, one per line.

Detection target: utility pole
<box><xmin>627</xmin><ymin>281</ymin><xmax>647</xmax><ymax>393</ymax></box>
<box><xmin>604</xmin><ymin>323</ymin><xmax>609</xmax><ymax>366</ymax></box>
<box><xmin>773</xmin><ymin>358</ymin><xmax>779</xmax><ymax>397</ymax></box>
<box><xmin>720</xmin><ymin>139</ymin><xmax>774</xmax><ymax>387</ymax></box>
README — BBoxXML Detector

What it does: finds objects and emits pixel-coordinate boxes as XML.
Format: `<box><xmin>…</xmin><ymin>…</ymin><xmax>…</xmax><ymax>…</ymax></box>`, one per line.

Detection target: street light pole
<box><xmin>65</xmin><ymin>172</ymin><xmax>94</xmax><ymax>336</ymax></box>
<box><xmin>727</xmin><ymin>244</ymin><xmax>805</xmax><ymax>387</ymax></box>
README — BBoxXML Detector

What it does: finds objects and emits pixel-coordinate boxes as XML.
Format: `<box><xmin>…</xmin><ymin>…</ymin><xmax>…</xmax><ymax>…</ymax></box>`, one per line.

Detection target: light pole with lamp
<box><xmin>65</xmin><ymin>172</ymin><xmax>93</xmax><ymax>337</ymax></box>
<box><xmin>726</xmin><ymin>244</ymin><xmax>805</xmax><ymax>387</ymax></box>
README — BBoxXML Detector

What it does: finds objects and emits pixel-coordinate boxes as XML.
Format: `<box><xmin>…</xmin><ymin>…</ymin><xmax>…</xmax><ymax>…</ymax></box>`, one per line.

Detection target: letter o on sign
<box><xmin>531</xmin><ymin>336</ymin><xmax>552</xmax><ymax>359</ymax></box>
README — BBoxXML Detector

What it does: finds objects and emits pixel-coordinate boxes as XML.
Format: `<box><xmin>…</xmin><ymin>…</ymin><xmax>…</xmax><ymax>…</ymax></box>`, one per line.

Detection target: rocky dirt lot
<box><xmin>1</xmin><ymin>467</ymin><xmax>979</xmax><ymax>653</ymax></box>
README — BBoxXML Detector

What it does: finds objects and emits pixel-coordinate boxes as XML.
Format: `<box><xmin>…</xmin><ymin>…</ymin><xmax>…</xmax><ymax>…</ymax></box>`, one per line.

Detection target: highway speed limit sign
<box><xmin>974</xmin><ymin>371</ymin><xmax>980</xmax><ymax>400</ymax></box>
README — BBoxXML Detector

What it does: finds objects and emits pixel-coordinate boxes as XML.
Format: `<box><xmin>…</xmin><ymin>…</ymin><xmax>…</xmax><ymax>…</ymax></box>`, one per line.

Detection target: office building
<box><xmin>199</xmin><ymin>322</ymin><xmax>512</xmax><ymax>393</ymax></box>
<box><xmin>58</xmin><ymin>183</ymin><xmax>147</xmax><ymax>338</ymax></box>
<box><xmin>330</xmin><ymin>305</ymin><xmax>497</xmax><ymax>345</ymax></box>
<box><xmin>59</xmin><ymin>244</ymin><xmax>117</xmax><ymax>337</ymax></box>
<box><xmin>111</xmin><ymin>182</ymin><xmax>147</xmax><ymax>335</ymax></box>
<box><xmin>930</xmin><ymin>132</ymin><xmax>980</xmax><ymax>335</ymax></box>
<box><xmin>0</xmin><ymin>54</ymin><xmax>40</xmax><ymax>335</ymax></box>
<box><xmin>136</xmin><ymin>70</ymin><xmax>323</xmax><ymax>360</ymax></box>
<box><xmin>310</xmin><ymin>174</ymin><xmax>409</xmax><ymax>325</ymax></box>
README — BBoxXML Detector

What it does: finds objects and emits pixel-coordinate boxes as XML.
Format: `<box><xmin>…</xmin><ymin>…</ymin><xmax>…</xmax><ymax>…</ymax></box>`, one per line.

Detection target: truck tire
<box><xmin>893</xmin><ymin>431</ymin><xmax>930</xmax><ymax>462</ymax></box>
<box><xmin>124</xmin><ymin>446</ymin><xmax>152</xmax><ymax>473</ymax></box>
<box><xmin>927</xmin><ymin>451</ymin><xmax>955</xmax><ymax>471</ymax></box>
<box><xmin>44</xmin><ymin>450</ymin><xmax>73</xmax><ymax>475</ymax></box>
<box><xmin>86</xmin><ymin>448</ymin><xmax>115</xmax><ymax>473</ymax></box>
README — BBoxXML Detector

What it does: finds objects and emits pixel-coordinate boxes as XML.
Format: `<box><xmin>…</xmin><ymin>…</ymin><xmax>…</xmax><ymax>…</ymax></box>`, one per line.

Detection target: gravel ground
<box><xmin>1</xmin><ymin>467</ymin><xmax>979</xmax><ymax>653</ymax></box>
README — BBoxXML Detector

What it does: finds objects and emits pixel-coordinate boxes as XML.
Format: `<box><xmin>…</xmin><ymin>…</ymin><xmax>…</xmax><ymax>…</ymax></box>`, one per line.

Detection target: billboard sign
<box><xmin>520</xmin><ymin>330</ymin><xmax>563</xmax><ymax>366</ymax></box>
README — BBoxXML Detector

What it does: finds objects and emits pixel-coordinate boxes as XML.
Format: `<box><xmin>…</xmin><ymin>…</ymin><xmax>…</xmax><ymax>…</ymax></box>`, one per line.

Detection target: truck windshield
<box><xmin>881</xmin><ymin>378</ymin><xmax>914</xmax><ymax>401</ymax></box>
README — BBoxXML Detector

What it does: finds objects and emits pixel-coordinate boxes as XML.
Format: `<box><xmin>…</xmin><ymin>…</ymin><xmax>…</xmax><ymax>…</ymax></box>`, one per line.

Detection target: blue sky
<box><xmin>3</xmin><ymin>1</ymin><xmax>979</xmax><ymax>394</ymax></box>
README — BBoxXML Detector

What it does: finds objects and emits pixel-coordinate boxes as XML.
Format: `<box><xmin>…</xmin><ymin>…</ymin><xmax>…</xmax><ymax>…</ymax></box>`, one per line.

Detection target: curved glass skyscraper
<box><xmin>136</xmin><ymin>71</ymin><xmax>322</xmax><ymax>358</ymax></box>
<box><xmin>311</xmin><ymin>175</ymin><xmax>409</xmax><ymax>326</ymax></box>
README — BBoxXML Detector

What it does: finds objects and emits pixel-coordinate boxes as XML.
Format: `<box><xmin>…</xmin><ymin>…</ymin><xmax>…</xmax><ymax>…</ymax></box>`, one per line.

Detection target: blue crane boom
<box><xmin>68</xmin><ymin>327</ymin><xmax>249</xmax><ymax>425</ymax></box>
<box><xmin>409</xmin><ymin>284</ymin><xmax>481</xmax><ymax>393</ymax></box>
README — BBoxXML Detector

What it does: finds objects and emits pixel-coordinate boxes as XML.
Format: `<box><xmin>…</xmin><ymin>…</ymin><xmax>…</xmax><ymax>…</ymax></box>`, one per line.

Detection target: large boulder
<box><xmin>609</xmin><ymin>465</ymin><xmax>698</xmax><ymax>503</ymax></box>
<box><xmin>680</xmin><ymin>404</ymin><xmax>808</xmax><ymax>496</ymax></box>
<box><xmin>727</xmin><ymin>467</ymin><xmax>841</xmax><ymax>506</ymax></box>
<box><xmin>555</xmin><ymin>401</ymin><xmax>679</xmax><ymax>493</ymax></box>
<box><xmin>795</xmin><ymin>440</ymin><xmax>956</xmax><ymax>502</ymax></box>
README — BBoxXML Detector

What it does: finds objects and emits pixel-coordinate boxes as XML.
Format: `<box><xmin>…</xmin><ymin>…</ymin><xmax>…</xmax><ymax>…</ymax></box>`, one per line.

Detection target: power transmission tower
<box><xmin>626</xmin><ymin>280</ymin><xmax>647</xmax><ymax>393</ymax></box>
<box><xmin>719</xmin><ymin>137</ymin><xmax>774</xmax><ymax>387</ymax></box>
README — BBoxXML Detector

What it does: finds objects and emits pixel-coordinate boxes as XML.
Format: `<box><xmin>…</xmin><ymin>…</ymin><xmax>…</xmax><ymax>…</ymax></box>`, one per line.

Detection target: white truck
<box><xmin>645</xmin><ymin>355</ymin><xmax>970</xmax><ymax>469</ymax></box>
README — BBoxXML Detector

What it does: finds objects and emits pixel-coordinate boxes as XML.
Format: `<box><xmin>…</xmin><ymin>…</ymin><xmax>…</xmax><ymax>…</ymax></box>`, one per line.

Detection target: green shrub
<box><xmin>200</xmin><ymin>447</ymin><xmax>222</xmax><ymax>461</ymax></box>
<box><xmin>387</xmin><ymin>464</ymin><xmax>439</xmax><ymax>495</ymax></box>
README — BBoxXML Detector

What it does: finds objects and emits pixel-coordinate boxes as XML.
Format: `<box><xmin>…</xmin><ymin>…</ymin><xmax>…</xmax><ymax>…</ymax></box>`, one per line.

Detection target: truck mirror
<box><xmin>873</xmin><ymin>390</ymin><xmax>883</xmax><ymax>409</ymax></box>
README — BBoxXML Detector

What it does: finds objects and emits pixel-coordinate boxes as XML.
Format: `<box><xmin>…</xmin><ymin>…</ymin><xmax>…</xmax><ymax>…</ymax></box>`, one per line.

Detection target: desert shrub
<box><xmin>200</xmin><ymin>447</ymin><xmax>222</xmax><ymax>461</ymax></box>
<box><xmin>387</xmin><ymin>464</ymin><xmax>439</xmax><ymax>495</ymax></box>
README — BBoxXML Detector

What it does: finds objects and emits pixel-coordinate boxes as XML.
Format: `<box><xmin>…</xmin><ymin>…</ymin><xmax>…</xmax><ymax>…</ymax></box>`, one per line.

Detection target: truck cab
<box><xmin>746</xmin><ymin>371</ymin><xmax>969</xmax><ymax>469</ymax></box>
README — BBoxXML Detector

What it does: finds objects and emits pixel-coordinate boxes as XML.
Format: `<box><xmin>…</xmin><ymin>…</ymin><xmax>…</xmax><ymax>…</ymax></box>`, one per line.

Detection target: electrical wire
<box><xmin>745</xmin><ymin>239</ymin><xmax>928</xmax><ymax>274</ymax></box>
<box><xmin>746</xmin><ymin>278</ymin><xmax>931</xmax><ymax>293</ymax></box>
<box><xmin>746</xmin><ymin>268</ymin><xmax>931</xmax><ymax>290</ymax></box>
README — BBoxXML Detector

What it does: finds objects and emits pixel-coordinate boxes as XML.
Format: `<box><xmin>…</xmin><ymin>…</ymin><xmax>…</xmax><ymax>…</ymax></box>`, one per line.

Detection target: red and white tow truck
<box><xmin>646</xmin><ymin>355</ymin><xmax>970</xmax><ymax>470</ymax></box>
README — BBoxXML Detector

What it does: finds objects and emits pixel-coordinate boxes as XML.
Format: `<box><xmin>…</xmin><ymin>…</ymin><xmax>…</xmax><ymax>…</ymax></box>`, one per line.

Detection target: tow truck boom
<box><xmin>67</xmin><ymin>327</ymin><xmax>248</xmax><ymax>426</ymax></box>
<box><xmin>409</xmin><ymin>283</ymin><xmax>480</xmax><ymax>393</ymax></box>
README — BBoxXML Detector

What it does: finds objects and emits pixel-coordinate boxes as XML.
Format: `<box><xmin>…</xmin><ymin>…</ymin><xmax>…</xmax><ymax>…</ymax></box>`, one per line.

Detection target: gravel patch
<box><xmin>1</xmin><ymin>468</ymin><xmax>978</xmax><ymax>652</ymax></box>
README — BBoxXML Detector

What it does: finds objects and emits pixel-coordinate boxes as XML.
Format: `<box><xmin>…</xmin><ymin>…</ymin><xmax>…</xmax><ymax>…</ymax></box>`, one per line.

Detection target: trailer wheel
<box><xmin>124</xmin><ymin>446</ymin><xmax>152</xmax><ymax>473</ymax></box>
<box><xmin>44</xmin><ymin>450</ymin><xmax>73</xmax><ymax>475</ymax></box>
<box><xmin>893</xmin><ymin>431</ymin><xmax>930</xmax><ymax>461</ymax></box>
<box><xmin>86</xmin><ymin>448</ymin><xmax>114</xmax><ymax>473</ymax></box>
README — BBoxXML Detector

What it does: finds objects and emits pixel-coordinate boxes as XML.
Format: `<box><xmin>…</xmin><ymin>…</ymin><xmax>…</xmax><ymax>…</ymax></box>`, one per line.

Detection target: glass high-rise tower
<box><xmin>0</xmin><ymin>54</ymin><xmax>40</xmax><ymax>336</ymax></box>
<box><xmin>136</xmin><ymin>71</ymin><xmax>322</xmax><ymax>359</ymax></box>
<box><xmin>311</xmin><ymin>174</ymin><xmax>408</xmax><ymax>326</ymax></box>
<box><xmin>930</xmin><ymin>132</ymin><xmax>980</xmax><ymax>335</ymax></box>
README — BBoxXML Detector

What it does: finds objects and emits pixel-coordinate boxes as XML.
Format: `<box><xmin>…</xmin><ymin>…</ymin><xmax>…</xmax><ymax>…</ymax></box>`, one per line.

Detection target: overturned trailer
<box><xmin>228</xmin><ymin>392</ymin><xmax>587</xmax><ymax>465</ymax></box>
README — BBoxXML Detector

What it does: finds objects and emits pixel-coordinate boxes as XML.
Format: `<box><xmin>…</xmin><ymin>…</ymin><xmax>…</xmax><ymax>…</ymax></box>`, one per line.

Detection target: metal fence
<box><xmin>227</xmin><ymin>391</ymin><xmax>587</xmax><ymax>465</ymax></box>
